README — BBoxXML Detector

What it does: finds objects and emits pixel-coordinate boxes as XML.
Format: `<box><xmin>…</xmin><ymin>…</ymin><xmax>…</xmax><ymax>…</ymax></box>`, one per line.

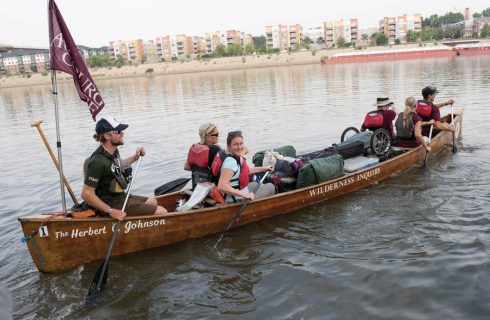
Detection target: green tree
<box><xmin>303</xmin><ymin>36</ymin><xmax>313</xmax><ymax>44</ymax></box>
<box><xmin>244</xmin><ymin>43</ymin><xmax>255</xmax><ymax>54</ymax></box>
<box><xmin>473</xmin><ymin>12</ymin><xmax>482</xmax><ymax>18</ymax></box>
<box><xmin>212</xmin><ymin>44</ymin><xmax>227</xmax><ymax>57</ymax></box>
<box><xmin>316</xmin><ymin>37</ymin><xmax>324</xmax><ymax>44</ymax></box>
<box><xmin>395</xmin><ymin>38</ymin><xmax>401</xmax><ymax>45</ymax></box>
<box><xmin>361</xmin><ymin>34</ymin><xmax>369</xmax><ymax>41</ymax></box>
<box><xmin>375</xmin><ymin>33</ymin><xmax>388</xmax><ymax>46</ymax></box>
<box><xmin>439</xmin><ymin>12</ymin><xmax>464</xmax><ymax>25</ymax></box>
<box><xmin>407</xmin><ymin>30</ymin><xmax>420</xmax><ymax>42</ymax></box>
<box><xmin>226</xmin><ymin>44</ymin><xmax>242</xmax><ymax>56</ymax></box>
<box><xmin>336</xmin><ymin>36</ymin><xmax>346</xmax><ymax>48</ymax></box>
<box><xmin>252</xmin><ymin>36</ymin><xmax>266</xmax><ymax>48</ymax></box>
<box><xmin>481</xmin><ymin>24</ymin><xmax>490</xmax><ymax>37</ymax></box>
<box><xmin>482</xmin><ymin>8</ymin><xmax>490</xmax><ymax>17</ymax></box>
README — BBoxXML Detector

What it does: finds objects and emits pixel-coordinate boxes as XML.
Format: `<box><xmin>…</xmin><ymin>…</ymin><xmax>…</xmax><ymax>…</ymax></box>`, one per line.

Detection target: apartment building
<box><xmin>455</xmin><ymin>17</ymin><xmax>490</xmax><ymax>37</ymax></box>
<box><xmin>323</xmin><ymin>19</ymin><xmax>359</xmax><ymax>47</ymax></box>
<box><xmin>143</xmin><ymin>40</ymin><xmax>158</xmax><ymax>63</ymax></box>
<box><xmin>155</xmin><ymin>36</ymin><xmax>173</xmax><ymax>61</ymax></box>
<box><xmin>78</xmin><ymin>46</ymin><xmax>109</xmax><ymax>60</ymax></box>
<box><xmin>265</xmin><ymin>24</ymin><xmax>303</xmax><ymax>51</ymax></box>
<box><xmin>381</xmin><ymin>14</ymin><xmax>421</xmax><ymax>44</ymax></box>
<box><xmin>0</xmin><ymin>48</ymin><xmax>50</xmax><ymax>74</ymax></box>
<box><xmin>109</xmin><ymin>40</ymin><xmax>130</xmax><ymax>62</ymax></box>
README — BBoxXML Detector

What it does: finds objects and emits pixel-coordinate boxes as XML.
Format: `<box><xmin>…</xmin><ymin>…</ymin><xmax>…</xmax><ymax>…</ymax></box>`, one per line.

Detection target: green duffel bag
<box><xmin>252</xmin><ymin>145</ymin><xmax>296</xmax><ymax>167</ymax></box>
<box><xmin>296</xmin><ymin>154</ymin><xmax>345</xmax><ymax>188</ymax></box>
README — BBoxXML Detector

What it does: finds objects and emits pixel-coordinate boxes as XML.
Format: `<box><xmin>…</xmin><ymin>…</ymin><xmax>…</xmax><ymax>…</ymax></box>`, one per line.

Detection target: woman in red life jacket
<box><xmin>394</xmin><ymin>97</ymin><xmax>434</xmax><ymax>152</ymax></box>
<box><xmin>218</xmin><ymin>131</ymin><xmax>275</xmax><ymax>203</ymax></box>
<box><xmin>361</xmin><ymin>97</ymin><xmax>398</xmax><ymax>136</ymax></box>
<box><xmin>417</xmin><ymin>86</ymin><xmax>455</xmax><ymax>137</ymax></box>
<box><xmin>184</xmin><ymin>123</ymin><xmax>220</xmax><ymax>172</ymax></box>
<box><xmin>184</xmin><ymin>123</ymin><xmax>225</xmax><ymax>188</ymax></box>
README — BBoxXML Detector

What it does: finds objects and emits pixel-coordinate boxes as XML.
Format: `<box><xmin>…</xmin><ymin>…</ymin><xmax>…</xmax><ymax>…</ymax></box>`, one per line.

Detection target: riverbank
<box><xmin>0</xmin><ymin>42</ymin><xmax>475</xmax><ymax>89</ymax></box>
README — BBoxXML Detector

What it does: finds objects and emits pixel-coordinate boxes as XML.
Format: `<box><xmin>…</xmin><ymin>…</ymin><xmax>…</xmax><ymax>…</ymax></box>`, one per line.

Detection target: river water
<box><xmin>1</xmin><ymin>55</ymin><xmax>490</xmax><ymax>319</ymax></box>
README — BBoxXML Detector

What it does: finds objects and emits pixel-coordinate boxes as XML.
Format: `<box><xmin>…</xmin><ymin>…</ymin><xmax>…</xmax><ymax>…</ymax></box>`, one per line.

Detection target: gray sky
<box><xmin>1</xmin><ymin>0</ymin><xmax>487</xmax><ymax>48</ymax></box>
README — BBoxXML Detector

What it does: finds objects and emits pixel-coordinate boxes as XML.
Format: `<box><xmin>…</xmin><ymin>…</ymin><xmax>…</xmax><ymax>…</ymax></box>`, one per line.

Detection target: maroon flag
<box><xmin>48</xmin><ymin>0</ymin><xmax>104</xmax><ymax>120</ymax></box>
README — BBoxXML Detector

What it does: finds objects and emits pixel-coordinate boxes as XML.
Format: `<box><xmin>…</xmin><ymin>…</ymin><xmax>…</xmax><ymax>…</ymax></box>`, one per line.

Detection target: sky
<box><xmin>0</xmin><ymin>0</ymin><xmax>488</xmax><ymax>49</ymax></box>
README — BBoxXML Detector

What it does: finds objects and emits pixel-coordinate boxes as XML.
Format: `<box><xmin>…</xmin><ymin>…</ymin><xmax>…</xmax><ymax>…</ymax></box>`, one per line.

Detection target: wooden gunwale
<box><xmin>18</xmin><ymin>111</ymin><xmax>463</xmax><ymax>273</ymax></box>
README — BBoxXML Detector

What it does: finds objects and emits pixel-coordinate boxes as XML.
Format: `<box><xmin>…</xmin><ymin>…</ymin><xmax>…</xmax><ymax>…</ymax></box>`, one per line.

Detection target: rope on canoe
<box><xmin>21</xmin><ymin>231</ymin><xmax>45</xmax><ymax>264</ymax></box>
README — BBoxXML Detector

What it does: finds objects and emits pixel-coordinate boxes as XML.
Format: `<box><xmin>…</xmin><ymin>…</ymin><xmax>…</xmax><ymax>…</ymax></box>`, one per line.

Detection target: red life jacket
<box><xmin>187</xmin><ymin>144</ymin><xmax>209</xmax><ymax>169</ymax></box>
<box><xmin>210</xmin><ymin>149</ymin><xmax>227</xmax><ymax>179</ymax></box>
<box><xmin>416</xmin><ymin>100</ymin><xmax>432</xmax><ymax>118</ymax></box>
<box><xmin>363</xmin><ymin>110</ymin><xmax>384</xmax><ymax>129</ymax></box>
<box><xmin>227</xmin><ymin>155</ymin><xmax>251</xmax><ymax>190</ymax></box>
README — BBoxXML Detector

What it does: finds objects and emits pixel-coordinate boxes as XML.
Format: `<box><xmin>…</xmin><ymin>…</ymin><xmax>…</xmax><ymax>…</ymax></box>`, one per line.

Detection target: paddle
<box><xmin>424</xmin><ymin>124</ymin><xmax>434</xmax><ymax>169</ymax></box>
<box><xmin>154</xmin><ymin>177</ymin><xmax>191</xmax><ymax>196</ymax></box>
<box><xmin>85</xmin><ymin>156</ymin><xmax>143</xmax><ymax>305</ymax></box>
<box><xmin>451</xmin><ymin>104</ymin><xmax>458</xmax><ymax>153</ymax></box>
<box><xmin>31</xmin><ymin>120</ymin><xmax>78</xmax><ymax>205</ymax></box>
<box><xmin>213</xmin><ymin>172</ymin><xmax>269</xmax><ymax>249</ymax></box>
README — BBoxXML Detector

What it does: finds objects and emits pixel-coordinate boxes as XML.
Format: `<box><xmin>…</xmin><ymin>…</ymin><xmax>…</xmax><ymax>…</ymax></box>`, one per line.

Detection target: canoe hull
<box><xmin>19</xmin><ymin>111</ymin><xmax>463</xmax><ymax>273</ymax></box>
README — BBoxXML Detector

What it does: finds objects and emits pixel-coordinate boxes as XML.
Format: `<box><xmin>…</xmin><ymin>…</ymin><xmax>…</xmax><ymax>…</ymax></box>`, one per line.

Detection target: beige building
<box><xmin>265</xmin><ymin>24</ymin><xmax>303</xmax><ymax>51</ymax></box>
<box><xmin>381</xmin><ymin>14</ymin><xmax>421</xmax><ymax>44</ymax></box>
<box><xmin>109</xmin><ymin>40</ymin><xmax>130</xmax><ymax>62</ymax></box>
<box><xmin>155</xmin><ymin>36</ymin><xmax>173</xmax><ymax>61</ymax></box>
<box><xmin>323</xmin><ymin>19</ymin><xmax>359</xmax><ymax>47</ymax></box>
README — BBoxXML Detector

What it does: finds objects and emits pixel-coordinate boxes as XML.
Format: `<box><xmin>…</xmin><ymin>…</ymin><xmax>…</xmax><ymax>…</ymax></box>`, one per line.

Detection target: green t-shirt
<box><xmin>84</xmin><ymin>148</ymin><xmax>125</xmax><ymax>207</ymax></box>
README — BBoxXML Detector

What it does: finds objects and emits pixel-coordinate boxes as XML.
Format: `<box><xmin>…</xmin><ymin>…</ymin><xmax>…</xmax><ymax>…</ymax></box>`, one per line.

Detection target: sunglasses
<box><xmin>111</xmin><ymin>130</ymin><xmax>123</xmax><ymax>135</ymax></box>
<box><xmin>207</xmin><ymin>132</ymin><xmax>219</xmax><ymax>137</ymax></box>
<box><xmin>227</xmin><ymin>130</ymin><xmax>242</xmax><ymax>138</ymax></box>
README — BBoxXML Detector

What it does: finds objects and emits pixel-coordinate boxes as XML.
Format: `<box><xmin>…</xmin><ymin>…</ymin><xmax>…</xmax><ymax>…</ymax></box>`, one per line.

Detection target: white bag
<box><xmin>180</xmin><ymin>183</ymin><xmax>212</xmax><ymax>211</ymax></box>
<box><xmin>262</xmin><ymin>150</ymin><xmax>283</xmax><ymax>168</ymax></box>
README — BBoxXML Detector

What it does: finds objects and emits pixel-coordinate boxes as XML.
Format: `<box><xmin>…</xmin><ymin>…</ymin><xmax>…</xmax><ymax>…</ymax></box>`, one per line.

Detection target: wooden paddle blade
<box><xmin>85</xmin><ymin>263</ymin><xmax>109</xmax><ymax>305</ymax></box>
<box><xmin>154</xmin><ymin>178</ymin><xmax>190</xmax><ymax>196</ymax></box>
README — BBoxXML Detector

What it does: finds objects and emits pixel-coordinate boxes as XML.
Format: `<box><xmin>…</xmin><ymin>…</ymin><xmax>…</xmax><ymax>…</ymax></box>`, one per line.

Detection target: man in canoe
<box><xmin>81</xmin><ymin>116</ymin><xmax>167</xmax><ymax>220</ymax></box>
<box><xmin>360</xmin><ymin>97</ymin><xmax>397</xmax><ymax>136</ymax></box>
<box><xmin>416</xmin><ymin>86</ymin><xmax>455</xmax><ymax>137</ymax></box>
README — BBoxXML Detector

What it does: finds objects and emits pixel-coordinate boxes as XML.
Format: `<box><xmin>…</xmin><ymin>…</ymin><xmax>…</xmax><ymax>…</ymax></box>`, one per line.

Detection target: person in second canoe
<box><xmin>82</xmin><ymin>115</ymin><xmax>167</xmax><ymax>220</ymax></box>
<box><xmin>416</xmin><ymin>86</ymin><xmax>455</xmax><ymax>137</ymax></box>
<box><xmin>393</xmin><ymin>96</ymin><xmax>434</xmax><ymax>152</ymax></box>
<box><xmin>218</xmin><ymin>131</ymin><xmax>275</xmax><ymax>203</ymax></box>
<box><xmin>184</xmin><ymin>122</ymin><xmax>226</xmax><ymax>188</ymax></box>
<box><xmin>360</xmin><ymin>97</ymin><xmax>398</xmax><ymax>136</ymax></box>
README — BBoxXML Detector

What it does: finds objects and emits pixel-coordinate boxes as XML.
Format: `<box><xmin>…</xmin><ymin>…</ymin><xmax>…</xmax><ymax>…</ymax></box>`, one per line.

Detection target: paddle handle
<box><xmin>424</xmin><ymin>124</ymin><xmax>434</xmax><ymax>166</ymax></box>
<box><xmin>31</xmin><ymin>120</ymin><xmax>78</xmax><ymax>205</ymax></box>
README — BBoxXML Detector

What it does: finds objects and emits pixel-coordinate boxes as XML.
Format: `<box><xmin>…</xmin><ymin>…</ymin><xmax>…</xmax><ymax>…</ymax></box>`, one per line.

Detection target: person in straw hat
<box><xmin>360</xmin><ymin>97</ymin><xmax>398</xmax><ymax>136</ymax></box>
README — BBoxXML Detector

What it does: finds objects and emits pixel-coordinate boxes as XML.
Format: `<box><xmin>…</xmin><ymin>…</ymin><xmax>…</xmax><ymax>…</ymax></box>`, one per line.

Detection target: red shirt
<box><xmin>394</xmin><ymin>114</ymin><xmax>422</xmax><ymax>148</ymax></box>
<box><xmin>418</xmin><ymin>100</ymin><xmax>440</xmax><ymax>137</ymax></box>
<box><xmin>361</xmin><ymin>109</ymin><xmax>397</xmax><ymax>135</ymax></box>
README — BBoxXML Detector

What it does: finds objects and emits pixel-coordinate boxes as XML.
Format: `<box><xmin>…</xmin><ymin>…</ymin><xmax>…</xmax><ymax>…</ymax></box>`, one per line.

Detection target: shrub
<box><xmin>41</xmin><ymin>70</ymin><xmax>49</xmax><ymax>76</ymax></box>
<box><xmin>145</xmin><ymin>68</ymin><xmax>154</xmax><ymax>74</ymax></box>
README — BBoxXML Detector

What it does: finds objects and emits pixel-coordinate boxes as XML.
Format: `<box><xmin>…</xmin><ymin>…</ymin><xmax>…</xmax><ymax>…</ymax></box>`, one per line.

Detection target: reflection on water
<box><xmin>1</xmin><ymin>56</ymin><xmax>490</xmax><ymax>319</ymax></box>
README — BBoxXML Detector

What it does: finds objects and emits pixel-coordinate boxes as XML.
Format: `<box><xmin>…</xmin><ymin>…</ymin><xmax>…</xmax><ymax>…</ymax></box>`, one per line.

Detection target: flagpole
<box><xmin>50</xmin><ymin>69</ymin><xmax>67</xmax><ymax>213</ymax></box>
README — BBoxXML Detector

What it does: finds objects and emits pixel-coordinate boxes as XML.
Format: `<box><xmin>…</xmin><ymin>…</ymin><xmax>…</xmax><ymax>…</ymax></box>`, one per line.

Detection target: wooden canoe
<box><xmin>19</xmin><ymin>110</ymin><xmax>463</xmax><ymax>273</ymax></box>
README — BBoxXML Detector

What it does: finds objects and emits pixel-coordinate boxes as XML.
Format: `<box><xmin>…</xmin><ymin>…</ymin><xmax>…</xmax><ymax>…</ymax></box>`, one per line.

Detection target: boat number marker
<box><xmin>39</xmin><ymin>226</ymin><xmax>49</xmax><ymax>237</ymax></box>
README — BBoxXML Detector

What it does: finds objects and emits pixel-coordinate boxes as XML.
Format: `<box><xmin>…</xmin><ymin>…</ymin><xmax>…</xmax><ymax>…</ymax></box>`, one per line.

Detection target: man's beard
<box><xmin>110</xmin><ymin>140</ymin><xmax>123</xmax><ymax>147</ymax></box>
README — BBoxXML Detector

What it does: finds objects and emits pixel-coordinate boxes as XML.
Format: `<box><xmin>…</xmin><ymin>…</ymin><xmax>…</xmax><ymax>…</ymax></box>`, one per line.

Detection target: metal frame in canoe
<box><xmin>18</xmin><ymin>110</ymin><xmax>463</xmax><ymax>273</ymax></box>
